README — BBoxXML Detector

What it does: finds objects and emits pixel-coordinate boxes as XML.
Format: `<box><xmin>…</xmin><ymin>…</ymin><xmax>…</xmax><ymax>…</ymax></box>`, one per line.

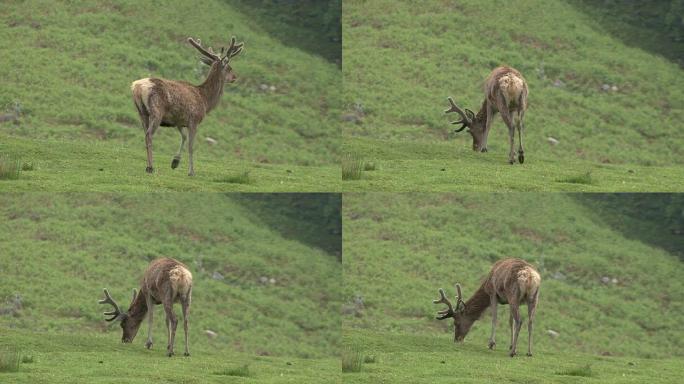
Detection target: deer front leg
<box><xmin>171</xmin><ymin>126</ymin><xmax>187</xmax><ymax>169</ymax></box>
<box><xmin>481</xmin><ymin>102</ymin><xmax>494</xmax><ymax>152</ymax></box>
<box><xmin>509</xmin><ymin>303</ymin><xmax>523</xmax><ymax>357</ymax></box>
<box><xmin>145</xmin><ymin>293</ymin><xmax>154</xmax><ymax>349</ymax></box>
<box><xmin>187</xmin><ymin>124</ymin><xmax>197</xmax><ymax>176</ymax></box>
<box><xmin>488</xmin><ymin>295</ymin><xmax>497</xmax><ymax>349</ymax></box>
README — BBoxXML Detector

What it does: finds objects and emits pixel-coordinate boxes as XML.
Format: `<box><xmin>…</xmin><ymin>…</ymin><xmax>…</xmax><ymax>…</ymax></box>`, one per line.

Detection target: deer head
<box><xmin>99</xmin><ymin>288</ymin><xmax>139</xmax><ymax>343</ymax></box>
<box><xmin>445</xmin><ymin>97</ymin><xmax>486</xmax><ymax>152</ymax></box>
<box><xmin>433</xmin><ymin>285</ymin><xmax>473</xmax><ymax>342</ymax></box>
<box><xmin>188</xmin><ymin>36</ymin><xmax>244</xmax><ymax>83</ymax></box>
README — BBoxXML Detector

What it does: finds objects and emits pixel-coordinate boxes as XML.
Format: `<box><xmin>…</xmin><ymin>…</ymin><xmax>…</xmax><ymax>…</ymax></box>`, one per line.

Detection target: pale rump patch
<box><xmin>498</xmin><ymin>74</ymin><xmax>524</xmax><ymax>107</ymax></box>
<box><xmin>169</xmin><ymin>266</ymin><xmax>193</xmax><ymax>296</ymax></box>
<box><xmin>131</xmin><ymin>78</ymin><xmax>155</xmax><ymax>110</ymax></box>
<box><xmin>517</xmin><ymin>267</ymin><xmax>541</xmax><ymax>300</ymax></box>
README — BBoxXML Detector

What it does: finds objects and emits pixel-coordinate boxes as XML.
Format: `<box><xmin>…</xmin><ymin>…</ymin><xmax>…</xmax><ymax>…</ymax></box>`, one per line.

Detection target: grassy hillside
<box><xmin>0</xmin><ymin>0</ymin><xmax>340</xmax><ymax>191</ymax></box>
<box><xmin>342</xmin><ymin>0</ymin><xmax>684</xmax><ymax>191</ymax></box>
<box><xmin>0</xmin><ymin>194</ymin><xmax>341</xmax><ymax>382</ymax></box>
<box><xmin>342</xmin><ymin>193</ymin><xmax>684</xmax><ymax>381</ymax></box>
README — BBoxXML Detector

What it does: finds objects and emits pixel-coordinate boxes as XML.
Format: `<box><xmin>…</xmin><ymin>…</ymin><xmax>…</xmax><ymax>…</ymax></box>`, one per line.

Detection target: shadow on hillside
<box><xmin>233</xmin><ymin>193</ymin><xmax>341</xmax><ymax>260</ymax></box>
<box><xmin>575</xmin><ymin>194</ymin><xmax>684</xmax><ymax>261</ymax></box>
<box><xmin>226</xmin><ymin>0</ymin><xmax>341</xmax><ymax>66</ymax></box>
<box><xmin>567</xmin><ymin>0</ymin><xmax>684</xmax><ymax>67</ymax></box>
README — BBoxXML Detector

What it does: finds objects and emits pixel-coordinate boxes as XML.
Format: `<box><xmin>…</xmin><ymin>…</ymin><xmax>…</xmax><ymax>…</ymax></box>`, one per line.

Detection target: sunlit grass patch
<box><xmin>214</xmin><ymin>364</ymin><xmax>251</xmax><ymax>377</ymax></box>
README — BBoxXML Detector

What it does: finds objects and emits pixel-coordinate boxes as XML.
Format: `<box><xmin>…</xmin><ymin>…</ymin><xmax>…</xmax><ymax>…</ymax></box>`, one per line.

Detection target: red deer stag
<box><xmin>445</xmin><ymin>66</ymin><xmax>529</xmax><ymax>164</ymax></box>
<box><xmin>131</xmin><ymin>36</ymin><xmax>244</xmax><ymax>176</ymax></box>
<box><xmin>432</xmin><ymin>258</ymin><xmax>540</xmax><ymax>357</ymax></box>
<box><xmin>99</xmin><ymin>258</ymin><xmax>193</xmax><ymax>357</ymax></box>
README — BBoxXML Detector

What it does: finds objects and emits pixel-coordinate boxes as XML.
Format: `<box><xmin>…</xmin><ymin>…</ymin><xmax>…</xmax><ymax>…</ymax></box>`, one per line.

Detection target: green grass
<box><xmin>342</xmin><ymin>153</ymin><xmax>365</xmax><ymax>180</ymax></box>
<box><xmin>342</xmin><ymin>0</ymin><xmax>684</xmax><ymax>191</ymax></box>
<box><xmin>342</xmin><ymin>193</ymin><xmax>684</xmax><ymax>381</ymax></box>
<box><xmin>0</xmin><ymin>349</ymin><xmax>21</xmax><ymax>373</ymax></box>
<box><xmin>0</xmin><ymin>0</ymin><xmax>340</xmax><ymax>191</ymax></box>
<box><xmin>342</xmin><ymin>330</ymin><xmax>682</xmax><ymax>383</ymax></box>
<box><xmin>0</xmin><ymin>135</ymin><xmax>340</xmax><ymax>191</ymax></box>
<box><xmin>341</xmin><ymin>137</ymin><xmax>683</xmax><ymax>191</ymax></box>
<box><xmin>214</xmin><ymin>364</ymin><xmax>251</xmax><ymax>377</ymax></box>
<box><xmin>341</xmin><ymin>346</ymin><xmax>363</xmax><ymax>373</ymax></box>
<box><xmin>0</xmin><ymin>154</ymin><xmax>21</xmax><ymax>180</ymax></box>
<box><xmin>1</xmin><ymin>330</ymin><xmax>338</xmax><ymax>383</ymax></box>
<box><xmin>214</xmin><ymin>170</ymin><xmax>251</xmax><ymax>184</ymax></box>
<box><xmin>0</xmin><ymin>193</ymin><xmax>341</xmax><ymax>382</ymax></box>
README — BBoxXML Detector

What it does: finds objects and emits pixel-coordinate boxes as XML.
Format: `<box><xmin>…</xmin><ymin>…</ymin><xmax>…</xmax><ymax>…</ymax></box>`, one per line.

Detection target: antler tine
<box><xmin>224</xmin><ymin>36</ymin><xmax>244</xmax><ymax>61</ymax></box>
<box><xmin>445</xmin><ymin>97</ymin><xmax>471</xmax><ymax>132</ymax></box>
<box><xmin>99</xmin><ymin>288</ymin><xmax>123</xmax><ymax>322</ymax></box>
<box><xmin>433</xmin><ymin>288</ymin><xmax>455</xmax><ymax>320</ymax></box>
<box><xmin>187</xmin><ymin>37</ymin><xmax>221</xmax><ymax>61</ymax></box>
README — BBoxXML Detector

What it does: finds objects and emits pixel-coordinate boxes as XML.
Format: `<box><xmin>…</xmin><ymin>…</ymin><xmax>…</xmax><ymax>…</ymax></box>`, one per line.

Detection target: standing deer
<box><xmin>99</xmin><ymin>258</ymin><xmax>193</xmax><ymax>357</ymax></box>
<box><xmin>131</xmin><ymin>36</ymin><xmax>244</xmax><ymax>176</ymax></box>
<box><xmin>445</xmin><ymin>66</ymin><xmax>529</xmax><ymax>164</ymax></box>
<box><xmin>432</xmin><ymin>258</ymin><xmax>540</xmax><ymax>357</ymax></box>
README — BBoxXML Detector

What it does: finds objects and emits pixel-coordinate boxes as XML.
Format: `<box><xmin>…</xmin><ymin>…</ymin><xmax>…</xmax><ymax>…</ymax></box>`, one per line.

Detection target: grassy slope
<box><xmin>0</xmin><ymin>194</ymin><xmax>341</xmax><ymax>382</ymax></box>
<box><xmin>0</xmin><ymin>0</ymin><xmax>340</xmax><ymax>191</ymax></box>
<box><xmin>342</xmin><ymin>0</ymin><xmax>684</xmax><ymax>191</ymax></box>
<box><xmin>342</xmin><ymin>193</ymin><xmax>684</xmax><ymax>381</ymax></box>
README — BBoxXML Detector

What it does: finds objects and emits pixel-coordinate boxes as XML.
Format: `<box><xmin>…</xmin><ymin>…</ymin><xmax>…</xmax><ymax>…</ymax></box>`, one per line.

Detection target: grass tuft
<box><xmin>363</xmin><ymin>354</ymin><xmax>377</xmax><ymax>364</ymax></box>
<box><xmin>214</xmin><ymin>170</ymin><xmax>251</xmax><ymax>184</ymax></box>
<box><xmin>21</xmin><ymin>162</ymin><xmax>34</xmax><ymax>171</ymax></box>
<box><xmin>363</xmin><ymin>162</ymin><xmax>376</xmax><ymax>171</ymax></box>
<box><xmin>342</xmin><ymin>346</ymin><xmax>363</xmax><ymax>373</ymax></box>
<box><xmin>214</xmin><ymin>364</ymin><xmax>251</xmax><ymax>377</ymax></box>
<box><xmin>21</xmin><ymin>355</ymin><xmax>33</xmax><ymax>364</ymax></box>
<box><xmin>0</xmin><ymin>349</ymin><xmax>20</xmax><ymax>372</ymax></box>
<box><xmin>0</xmin><ymin>155</ymin><xmax>21</xmax><ymax>180</ymax></box>
<box><xmin>342</xmin><ymin>153</ymin><xmax>365</xmax><ymax>180</ymax></box>
<box><xmin>556</xmin><ymin>364</ymin><xmax>593</xmax><ymax>377</ymax></box>
<box><xmin>556</xmin><ymin>171</ymin><xmax>593</xmax><ymax>185</ymax></box>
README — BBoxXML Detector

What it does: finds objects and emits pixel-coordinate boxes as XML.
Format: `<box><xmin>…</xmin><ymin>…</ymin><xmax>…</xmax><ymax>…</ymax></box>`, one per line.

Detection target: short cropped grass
<box><xmin>556</xmin><ymin>364</ymin><xmax>593</xmax><ymax>377</ymax></box>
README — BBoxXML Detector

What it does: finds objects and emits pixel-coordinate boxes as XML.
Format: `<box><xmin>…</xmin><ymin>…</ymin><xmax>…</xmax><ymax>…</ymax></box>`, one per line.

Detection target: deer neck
<box><xmin>463</xmin><ymin>285</ymin><xmax>491</xmax><ymax>321</ymax></box>
<box><xmin>475</xmin><ymin>99</ymin><xmax>488</xmax><ymax>125</ymax></box>
<box><xmin>126</xmin><ymin>290</ymin><xmax>148</xmax><ymax>326</ymax></box>
<box><xmin>199</xmin><ymin>62</ymin><xmax>226</xmax><ymax>113</ymax></box>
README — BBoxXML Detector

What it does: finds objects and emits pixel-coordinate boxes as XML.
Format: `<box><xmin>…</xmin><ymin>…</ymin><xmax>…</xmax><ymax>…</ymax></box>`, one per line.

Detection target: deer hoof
<box><xmin>488</xmin><ymin>341</ymin><xmax>496</xmax><ymax>350</ymax></box>
<box><xmin>509</xmin><ymin>159</ymin><xmax>515</xmax><ymax>165</ymax></box>
<box><xmin>171</xmin><ymin>158</ymin><xmax>180</xmax><ymax>169</ymax></box>
<box><xmin>145</xmin><ymin>341</ymin><xmax>153</xmax><ymax>349</ymax></box>
<box><xmin>518</xmin><ymin>154</ymin><xmax>525</xmax><ymax>164</ymax></box>
<box><xmin>526</xmin><ymin>353</ymin><xmax>533</xmax><ymax>357</ymax></box>
<box><xmin>184</xmin><ymin>352</ymin><xmax>191</xmax><ymax>357</ymax></box>
<box><xmin>167</xmin><ymin>351</ymin><xmax>175</xmax><ymax>357</ymax></box>
<box><xmin>188</xmin><ymin>171</ymin><xmax>195</xmax><ymax>177</ymax></box>
<box><xmin>480</xmin><ymin>147</ymin><xmax>488</xmax><ymax>153</ymax></box>
<box><xmin>509</xmin><ymin>351</ymin><xmax>517</xmax><ymax>357</ymax></box>
<box><xmin>145</xmin><ymin>166</ymin><xmax>154</xmax><ymax>174</ymax></box>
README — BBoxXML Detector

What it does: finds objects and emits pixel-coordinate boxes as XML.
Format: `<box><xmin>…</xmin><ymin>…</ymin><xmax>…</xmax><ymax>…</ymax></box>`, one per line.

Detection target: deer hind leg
<box><xmin>144</xmin><ymin>293</ymin><xmax>154</xmax><ymax>349</ymax></box>
<box><xmin>171</xmin><ymin>126</ymin><xmax>187</xmax><ymax>170</ymax></box>
<box><xmin>495</xmin><ymin>94</ymin><xmax>516</xmax><ymax>164</ymax></box>
<box><xmin>488</xmin><ymin>295</ymin><xmax>498</xmax><ymax>349</ymax></box>
<box><xmin>181</xmin><ymin>291</ymin><xmax>191</xmax><ymax>356</ymax></box>
<box><xmin>516</xmin><ymin>109</ymin><xmax>526</xmax><ymax>164</ymax></box>
<box><xmin>509</xmin><ymin>303</ymin><xmax>523</xmax><ymax>357</ymax></box>
<box><xmin>527</xmin><ymin>289</ymin><xmax>539</xmax><ymax>357</ymax></box>
<box><xmin>509</xmin><ymin>311</ymin><xmax>514</xmax><ymax>351</ymax></box>
<box><xmin>186</xmin><ymin>123</ymin><xmax>197</xmax><ymax>176</ymax></box>
<box><xmin>163</xmin><ymin>299</ymin><xmax>178</xmax><ymax>357</ymax></box>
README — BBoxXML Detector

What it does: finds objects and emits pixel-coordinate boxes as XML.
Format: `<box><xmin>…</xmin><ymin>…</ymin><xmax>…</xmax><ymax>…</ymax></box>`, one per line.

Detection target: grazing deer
<box><xmin>99</xmin><ymin>258</ymin><xmax>193</xmax><ymax>357</ymax></box>
<box><xmin>432</xmin><ymin>258</ymin><xmax>540</xmax><ymax>357</ymax></box>
<box><xmin>445</xmin><ymin>66</ymin><xmax>529</xmax><ymax>164</ymax></box>
<box><xmin>131</xmin><ymin>36</ymin><xmax>244</xmax><ymax>176</ymax></box>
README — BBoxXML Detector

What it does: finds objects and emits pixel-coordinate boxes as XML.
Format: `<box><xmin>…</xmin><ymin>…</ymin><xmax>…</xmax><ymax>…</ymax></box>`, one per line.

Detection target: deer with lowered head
<box><xmin>99</xmin><ymin>257</ymin><xmax>193</xmax><ymax>357</ymax></box>
<box><xmin>131</xmin><ymin>36</ymin><xmax>244</xmax><ymax>176</ymax></box>
<box><xmin>445</xmin><ymin>66</ymin><xmax>529</xmax><ymax>164</ymax></box>
<box><xmin>432</xmin><ymin>258</ymin><xmax>540</xmax><ymax>357</ymax></box>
